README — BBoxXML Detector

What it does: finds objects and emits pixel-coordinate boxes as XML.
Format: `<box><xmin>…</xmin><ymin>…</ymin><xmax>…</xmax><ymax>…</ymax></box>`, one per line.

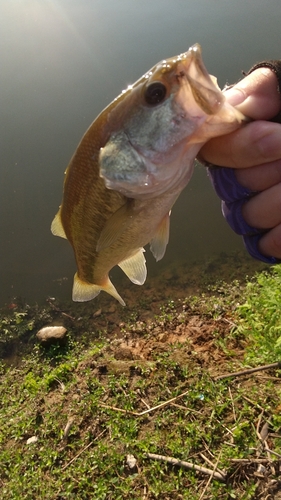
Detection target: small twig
<box><xmin>100</xmin><ymin>403</ymin><xmax>135</xmax><ymax>414</ymax></box>
<box><xmin>230</xmin><ymin>458</ymin><xmax>272</xmax><ymax>463</ymax></box>
<box><xmin>256</xmin><ymin>411</ymin><xmax>265</xmax><ymax>456</ymax></box>
<box><xmin>146</xmin><ymin>452</ymin><xmax>226</xmax><ymax>482</ymax></box>
<box><xmin>54</xmin><ymin>378</ymin><xmax>66</xmax><ymax>392</ymax></box>
<box><xmin>46</xmin><ymin>298</ymin><xmax>75</xmax><ymax>321</ymax></box>
<box><xmin>269</xmin><ymin>433</ymin><xmax>281</xmax><ymax>439</ymax></box>
<box><xmin>100</xmin><ymin>389</ymin><xmax>189</xmax><ymax>417</ymax></box>
<box><xmin>256</xmin><ymin>414</ymin><xmax>272</xmax><ymax>466</ymax></box>
<box><xmin>215</xmin><ymin>362</ymin><xmax>281</xmax><ymax>381</ymax></box>
<box><xmin>202</xmin><ymin>442</ymin><xmax>216</xmax><ymax>459</ymax></box>
<box><xmin>142</xmin><ymin>485</ymin><xmax>147</xmax><ymax>499</ymax></box>
<box><xmin>170</xmin><ymin>403</ymin><xmax>203</xmax><ymax>415</ymax></box>
<box><xmin>256</xmin><ymin>411</ymin><xmax>265</xmax><ymax>440</ymax></box>
<box><xmin>199</xmin><ymin>450</ymin><xmax>223</xmax><ymax>499</ymax></box>
<box><xmin>228</xmin><ymin>387</ymin><xmax>236</xmax><ymax>422</ymax></box>
<box><xmin>140</xmin><ymin>398</ymin><xmax>151</xmax><ymax>410</ymax></box>
<box><xmin>200</xmin><ymin>453</ymin><xmax>215</xmax><ymax>468</ymax></box>
<box><xmin>224</xmin><ymin>441</ymin><xmax>236</xmax><ymax>448</ymax></box>
<box><xmin>264</xmin><ymin>448</ymin><xmax>281</xmax><ymax>458</ymax></box>
<box><xmin>241</xmin><ymin>395</ymin><xmax>264</xmax><ymax>411</ymax></box>
<box><xmin>61</xmin><ymin>429</ymin><xmax>106</xmax><ymax>471</ymax></box>
<box><xmin>199</xmin><ymin>453</ymin><xmax>225</xmax><ymax>476</ymax></box>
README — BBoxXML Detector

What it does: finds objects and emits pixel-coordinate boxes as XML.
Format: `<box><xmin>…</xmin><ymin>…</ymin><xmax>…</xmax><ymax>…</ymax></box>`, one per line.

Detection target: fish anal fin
<box><xmin>72</xmin><ymin>272</ymin><xmax>125</xmax><ymax>306</ymax></box>
<box><xmin>118</xmin><ymin>248</ymin><xmax>147</xmax><ymax>285</ymax></box>
<box><xmin>96</xmin><ymin>200</ymin><xmax>135</xmax><ymax>252</ymax></box>
<box><xmin>150</xmin><ymin>212</ymin><xmax>170</xmax><ymax>262</ymax></box>
<box><xmin>51</xmin><ymin>210</ymin><xmax>67</xmax><ymax>239</ymax></box>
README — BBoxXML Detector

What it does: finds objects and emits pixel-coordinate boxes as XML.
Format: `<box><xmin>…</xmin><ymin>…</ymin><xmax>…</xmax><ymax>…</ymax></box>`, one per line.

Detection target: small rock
<box><xmin>126</xmin><ymin>454</ymin><xmax>137</xmax><ymax>470</ymax></box>
<box><xmin>125</xmin><ymin>454</ymin><xmax>138</xmax><ymax>476</ymax></box>
<box><xmin>26</xmin><ymin>436</ymin><xmax>38</xmax><ymax>445</ymax></box>
<box><xmin>36</xmin><ymin>326</ymin><xmax>67</xmax><ymax>346</ymax></box>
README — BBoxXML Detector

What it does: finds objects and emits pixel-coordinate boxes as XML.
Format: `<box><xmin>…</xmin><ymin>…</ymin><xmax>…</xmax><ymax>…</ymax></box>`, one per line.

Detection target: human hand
<box><xmin>200</xmin><ymin>67</ymin><xmax>281</xmax><ymax>260</ymax></box>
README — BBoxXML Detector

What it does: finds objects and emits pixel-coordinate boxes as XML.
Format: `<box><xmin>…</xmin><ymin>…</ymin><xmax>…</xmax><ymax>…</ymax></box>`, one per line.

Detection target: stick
<box><xmin>199</xmin><ymin>450</ymin><xmax>222</xmax><ymax>499</ymax></box>
<box><xmin>146</xmin><ymin>453</ymin><xmax>226</xmax><ymax>482</ymax></box>
<box><xmin>61</xmin><ymin>429</ymin><xmax>106</xmax><ymax>471</ymax></box>
<box><xmin>230</xmin><ymin>458</ymin><xmax>272</xmax><ymax>463</ymax></box>
<box><xmin>100</xmin><ymin>389</ymin><xmax>189</xmax><ymax>417</ymax></box>
<box><xmin>200</xmin><ymin>453</ymin><xmax>225</xmax><ymax>476</ymax></box>
<box><xmin>46</xmin><ymin>298</ymin><xmax>75</xmax><ymax>321</ymax></box>
<box><xmin>215</xmin><ymin>362</ymin><xmax>281</xmax><ymax>381</ymax></box>
<box><xmin>228</xmin><ymin>386</ymin><xmax>237</xmax><ymax>422</ymax></box>
<box><xmin>264</xmin><ymin>448</ymin><xmax>281</xmax><ymax>459</ymax></box>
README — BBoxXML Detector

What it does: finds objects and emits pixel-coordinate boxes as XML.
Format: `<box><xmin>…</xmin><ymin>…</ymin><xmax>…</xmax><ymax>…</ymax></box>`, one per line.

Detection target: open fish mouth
<box><xmin>173</xmin><ymin>44</ymin><xmax>224</xmax><ymax>116</ymax></box>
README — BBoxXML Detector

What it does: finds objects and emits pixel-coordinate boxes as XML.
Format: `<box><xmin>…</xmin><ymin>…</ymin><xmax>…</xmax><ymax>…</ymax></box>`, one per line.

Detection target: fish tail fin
<box><xmin>72</xmin><ymin>272</ymin><xmax>126</xmax><ymax>306</ymax></box>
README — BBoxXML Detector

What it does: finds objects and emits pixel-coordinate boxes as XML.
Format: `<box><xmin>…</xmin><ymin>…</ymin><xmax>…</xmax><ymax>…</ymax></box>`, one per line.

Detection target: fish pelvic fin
<box><xmin>51</xmin><ymin>209</ymin><xmax>67</xmax><ymax>239</ymax></box>
<box><xmin>118</xmin><ymin>248</ymin><xmax>147</xmax><ymax>285</ymax></box>
<box><xmin>150</xmin><ymin>212</ymin><xmax>170</xmax><ymax>262</ymax></box>
<box><xmin>72</xmin><ymin>272</ymin><xmax>126</xmax><ymax>306</ymax></box>
<box><xmin>96</xmin><ymin>200</ymin><xmax>135</xmax><ymax>252</ymax></box>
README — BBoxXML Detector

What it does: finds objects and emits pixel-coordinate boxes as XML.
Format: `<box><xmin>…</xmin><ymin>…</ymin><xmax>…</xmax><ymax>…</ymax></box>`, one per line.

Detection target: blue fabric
<box><xmin>242</xmin><ymin>234</ymin><xmax>279</xmax><ymax>264</ymax></box>
<box><xmin>222</xmin><ymin>199</ymin><xmax>261</xmax><ymax>236</ymax></box>
<box><xmin>208</xmin><ymin>166</ymin><xmax>253</xmax><ymax>203</ymax></box>
<box><xmin>208</xmin><ymin>165</ymin><xmax>280</xmax><ymax>263</ymax></box>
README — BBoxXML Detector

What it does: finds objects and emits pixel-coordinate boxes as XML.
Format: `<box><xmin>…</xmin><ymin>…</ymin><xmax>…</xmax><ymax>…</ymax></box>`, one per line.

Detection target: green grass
<box><xmin>235</xmin><ymin>265</ymin><xmax>281</xmax><ymax>363</ymax></box>
<box><xmin>1</xmin><ymin>265</ymin><xmax>281</xmax><ymax>499</ymax></box>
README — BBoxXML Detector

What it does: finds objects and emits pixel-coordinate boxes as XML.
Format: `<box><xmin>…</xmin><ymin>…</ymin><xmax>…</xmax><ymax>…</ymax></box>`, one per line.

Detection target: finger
<box><xmin>225</xmin><ymin>67</ymin><xmax>280</xmax><ymax>119</ymax></box>
<box><xmin>242</xmin><ymin>182</ymin><xmax>281</xmax><ymax>228</ymax></box>
<box><xmin>236</xmin><ymin>159</ymin><xmax>281</xmax><ymax>190</ymax></box>
<box><xmin>200</xmin><ymin>121</ymin><xmax>281</xmax><ymax>168</ymax></box>
<box><xmin>258</xmin><ymin>224</ymin><xmax>281</xmax><ymax>259</ymax></box>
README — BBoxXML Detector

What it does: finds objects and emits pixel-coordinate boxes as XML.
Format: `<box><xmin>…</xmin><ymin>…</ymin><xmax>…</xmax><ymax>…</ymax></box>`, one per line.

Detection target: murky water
<box><xmin>1</xmin><ymin>0</ymin><xmax>280</xmax><ymax>305</ymax></box>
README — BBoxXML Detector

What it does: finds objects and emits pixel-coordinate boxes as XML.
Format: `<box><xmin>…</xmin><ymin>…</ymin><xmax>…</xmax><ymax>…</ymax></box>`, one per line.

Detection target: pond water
<box><xmin>1</xmin><ymin>0</ymin><xmax>280</xmax><ymax>306</ymax></box>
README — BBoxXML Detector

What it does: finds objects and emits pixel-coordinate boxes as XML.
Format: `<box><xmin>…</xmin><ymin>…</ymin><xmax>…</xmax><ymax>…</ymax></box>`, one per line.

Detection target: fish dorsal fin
<box><xmin>118</xmin><ymin>248</ymin><xmax>147</xmax><ymax>285</ymax></box>
<box><xmin>96</xmin><ymin>200</ymin><xmax>135</xmax><ymax>252</ymax></box>
<box><xmin>51</xmin><ymin>210</ymin><xmax>67</xmax><ymax>239</ymax></box>
<box><xmin>72</xmin><ymin>272</ymin><xmax>125</xmax><ymax>306</ymax></box>
<box><xmin>149</xmin><ymin>212</ymin><xmax>170</xmax><ymax>262</ymax></box>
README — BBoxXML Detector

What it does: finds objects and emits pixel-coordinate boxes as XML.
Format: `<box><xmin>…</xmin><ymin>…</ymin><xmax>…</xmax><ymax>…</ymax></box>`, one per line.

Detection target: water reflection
<box><xmin>1</xmin><ymin>0</ymin><xmax>280</xmax><ymax>305</ymax></box>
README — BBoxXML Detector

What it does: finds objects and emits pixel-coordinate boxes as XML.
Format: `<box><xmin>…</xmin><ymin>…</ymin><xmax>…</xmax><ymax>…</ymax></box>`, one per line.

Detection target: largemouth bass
<box><xmin>51</xmin><ymin>44</ymin><xmax>245</xmax><ymax>306</ymax></box>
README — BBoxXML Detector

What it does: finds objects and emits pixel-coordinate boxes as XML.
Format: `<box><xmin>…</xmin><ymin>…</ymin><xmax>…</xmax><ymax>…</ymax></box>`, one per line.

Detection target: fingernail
<box><xmin>225</xmin><ymin>87</ymin><xmax>247</xmax><ymax>106</ymax></box>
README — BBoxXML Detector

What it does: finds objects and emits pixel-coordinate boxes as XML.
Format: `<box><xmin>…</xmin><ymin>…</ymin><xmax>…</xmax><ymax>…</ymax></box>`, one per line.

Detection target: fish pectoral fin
<box><xmin>96</xmin><ymin>200</ymin><xmax>135</xmax><ymax>252</ymax></box>
<box><xmin>51</xmin><ymin>210</ymin><xmax>67</xmax><ymax>239</ymax></box>
<box><xmin>72</xmin><ymin>273</ymin><xmax>125</xmax><ymax>306</ymax></box>
<box><xmin>150</xmin><ymin>212</ymin><xmax>170</xmax><ymax>262</ymax></box>
<box><xmin>118</xmin><ymin>248</ymin><xmax>147</xmax><ymax>285</ymax></box>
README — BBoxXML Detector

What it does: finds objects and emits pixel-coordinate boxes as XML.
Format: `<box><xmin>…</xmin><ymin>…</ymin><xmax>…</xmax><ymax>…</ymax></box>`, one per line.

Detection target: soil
<box><xmin>0</xmin><ymin>249</ymin><xmax>265</xmax><ymax>368</ymax></box>
<box><xmin>1</xmin><ymin>251</ymin><xmax>280</xmax><ymax>499</ymax></box>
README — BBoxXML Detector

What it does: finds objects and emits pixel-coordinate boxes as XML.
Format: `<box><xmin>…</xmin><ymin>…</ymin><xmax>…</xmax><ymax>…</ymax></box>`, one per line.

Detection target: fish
<box><xmin>51</xmin><ymin>43</ymin><xmax>245</xmax><ymax>306</ymax></box>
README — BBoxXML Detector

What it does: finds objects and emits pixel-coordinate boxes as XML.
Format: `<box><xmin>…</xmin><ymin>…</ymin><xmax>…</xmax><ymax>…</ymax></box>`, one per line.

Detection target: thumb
<box><xmin>224</xmin><ymin>67</ymin><xmax>280</xmax><ymax>120</ymax></box>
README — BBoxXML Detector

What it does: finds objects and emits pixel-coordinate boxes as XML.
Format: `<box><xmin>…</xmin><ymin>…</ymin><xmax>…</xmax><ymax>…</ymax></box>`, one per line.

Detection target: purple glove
<box><xmin>208</xmin><ymin>165</ymin><xmax>280</xmax><ymax>264</ymax></box>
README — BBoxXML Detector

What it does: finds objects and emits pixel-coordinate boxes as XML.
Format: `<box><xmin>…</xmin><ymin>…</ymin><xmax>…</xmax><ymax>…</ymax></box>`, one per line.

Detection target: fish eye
<box><xmin>144</xmin><ymin>81</ymin><xmax>167</xmax><ymax>105</ymax></box>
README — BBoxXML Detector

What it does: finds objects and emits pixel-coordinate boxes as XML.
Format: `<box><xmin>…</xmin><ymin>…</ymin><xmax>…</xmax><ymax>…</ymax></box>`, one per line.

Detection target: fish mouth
<box><xmin>175</xmin><ymin>44</ymin><xmax>224</xmax><ymax>116</ymax></box>
<box><xmin>175</xmin><ymin>44</ymin><xmax>246</xmax><ymax>129</ymax></box>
